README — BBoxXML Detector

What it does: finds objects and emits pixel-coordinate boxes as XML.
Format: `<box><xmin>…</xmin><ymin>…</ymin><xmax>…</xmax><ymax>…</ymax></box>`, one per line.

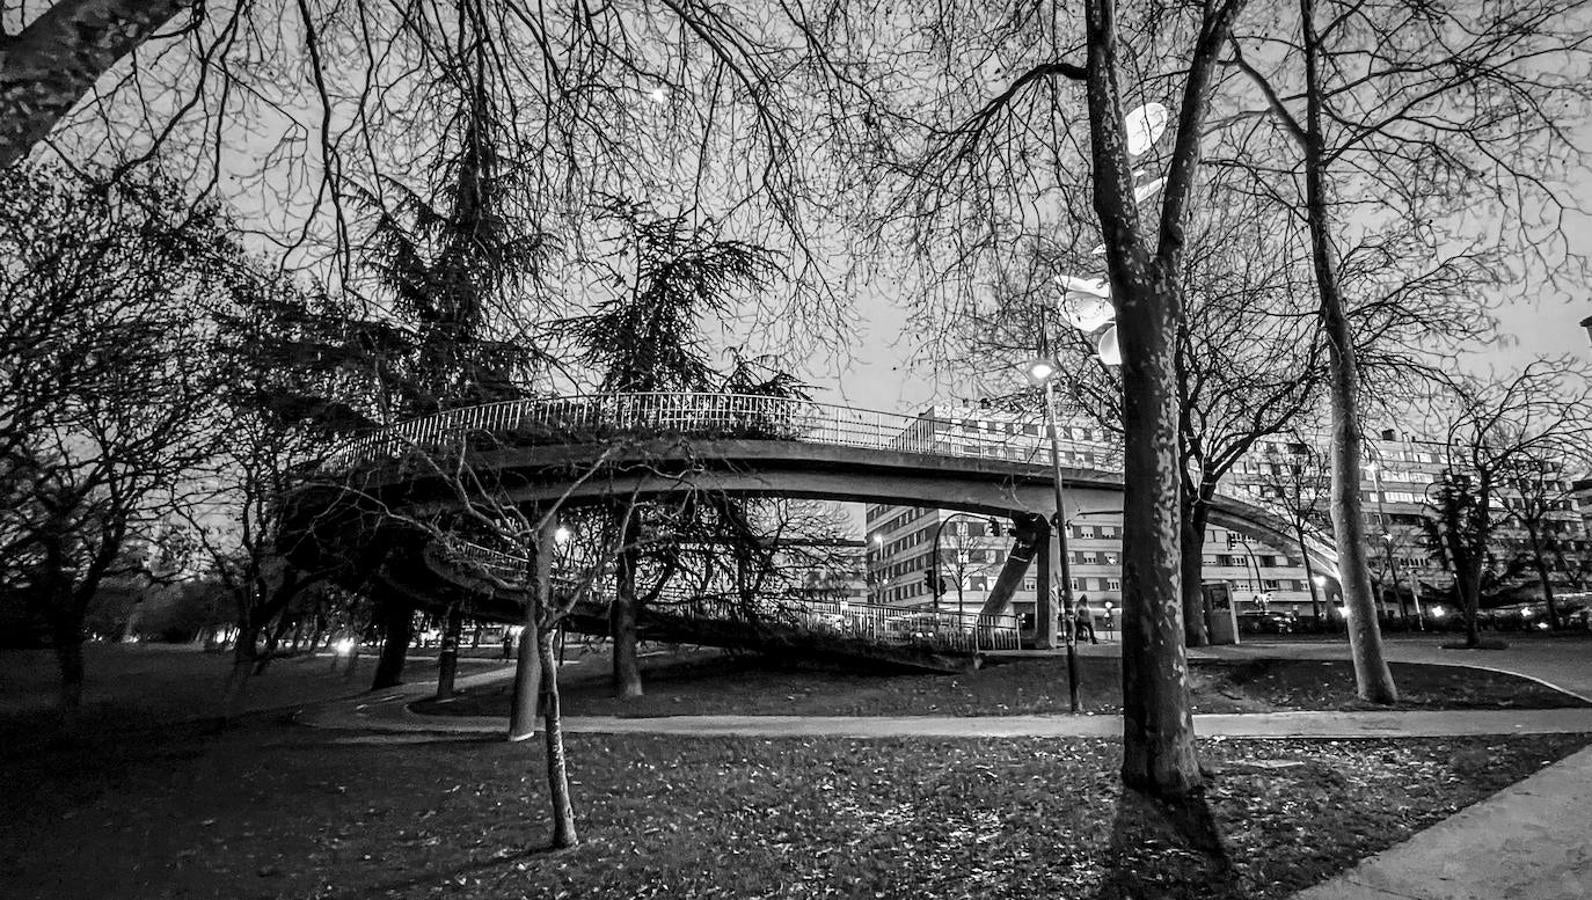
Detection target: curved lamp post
<box><xmin>928</xmin><ymin>512</ymin><xmax>1004</xmax><ymax>620</ymax></box>
<box><xmin>1020</xmin><ymin>355</ymin><xmax>1081</xmax><ymax>714</ymax></box>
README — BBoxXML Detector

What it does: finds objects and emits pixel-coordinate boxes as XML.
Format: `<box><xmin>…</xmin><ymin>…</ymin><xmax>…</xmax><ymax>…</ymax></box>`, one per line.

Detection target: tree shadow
<box><xmin>351</xmin><ymin>843</ymin><xmax>577</xmax><ymax>899</ymax></box>
<box><xmin>1088</xmin><ymin>785</ymin><xmax>1242</xmax><ymax>900</ymax></box>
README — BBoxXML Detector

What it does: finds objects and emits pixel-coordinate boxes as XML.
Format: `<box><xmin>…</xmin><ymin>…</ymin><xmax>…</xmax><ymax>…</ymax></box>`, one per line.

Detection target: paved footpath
<box><xmin>298</xmin><ymin>638</ymin><xmax>1592</xmax><ymax>900</ymax></box>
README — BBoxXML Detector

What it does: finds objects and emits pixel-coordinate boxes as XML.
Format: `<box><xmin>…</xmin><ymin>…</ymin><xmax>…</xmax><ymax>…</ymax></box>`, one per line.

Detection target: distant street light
<box><xmin>554</xmin><ymin>525</ymin><xmax>572</xmax><ymax>545</ymax></box>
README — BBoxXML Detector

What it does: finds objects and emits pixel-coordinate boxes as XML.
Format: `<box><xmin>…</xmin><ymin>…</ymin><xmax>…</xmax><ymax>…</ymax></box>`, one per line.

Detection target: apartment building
<box><xmin>863</xmin><ymin>409</ymin><xmax>1592</xmax><ymax>622</ymax></box>
<box><xmin>863</xmin><ymin>405</ymin><xmax>1311</xmax><ymax>622</ymax></box>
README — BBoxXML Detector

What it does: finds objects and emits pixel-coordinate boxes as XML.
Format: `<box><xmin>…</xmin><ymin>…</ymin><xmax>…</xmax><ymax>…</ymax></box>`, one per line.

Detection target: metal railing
<box><xmin>437</xmin><ymin>537</ymin><xmax>1021</xmax><ymax>654</ymax></box>
<box><xmin>321</xmin><ymin>392</ymin><xmax>1122</xmax><ymax>474</ymax></box>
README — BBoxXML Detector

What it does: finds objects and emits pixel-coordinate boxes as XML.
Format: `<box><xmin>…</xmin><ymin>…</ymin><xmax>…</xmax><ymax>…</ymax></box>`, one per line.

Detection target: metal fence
<box><xmin>321</xmin><ymin>392</ymin><xmax>1120</xmax><ymax>474</ymax></box>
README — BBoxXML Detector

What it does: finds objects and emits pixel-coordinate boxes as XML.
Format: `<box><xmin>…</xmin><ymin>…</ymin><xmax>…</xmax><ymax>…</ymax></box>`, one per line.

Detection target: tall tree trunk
<box><xmin>1300</xmin><ymin>0</ymin><xmax>1396</xmax><ymax>703</ymax></box>
<box><xmin>371</xmin><ymin>594</ymin><xmax>413</xmax><ymax>690</ymax></box>
<box><xmin>51</xmin><ymin>614</ymin><xmax>86</xmax><ymax>725</ymax></box>
<box><xmin>1085</xmin><ymin>0</ymin><xmax>1220</xmax><ymax>797</ymax></box>
<box><xmin>1114</xmin><ymin>263</ymin><xmax>1202</xmax><ymax>795</ymax></box>
<box><xmin>611</xmin><ymin>512</ymin><xmax>643</xmax><ymax>699</ymax></box>
<box><xmin>435</xmin><ymin>602</ymin><xmax>464</xmax><ymax>700</ymax></box>
<box><xmin>1180</xmin><ymin>495</ymin><xmax>1211</xmax><ymax>647</ymax></box>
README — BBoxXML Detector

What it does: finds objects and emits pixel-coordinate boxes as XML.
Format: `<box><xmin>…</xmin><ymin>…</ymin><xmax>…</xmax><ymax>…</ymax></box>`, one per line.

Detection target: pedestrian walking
<box><xmin>1074</xmin><ymin>593</ymin><xmax>1098</xmax><ymax>644</ymax></box>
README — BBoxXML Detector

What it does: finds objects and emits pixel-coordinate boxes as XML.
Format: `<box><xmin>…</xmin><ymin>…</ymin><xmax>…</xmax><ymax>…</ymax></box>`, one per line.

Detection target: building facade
<box><xmin>863</xmin><ymin>407</ymin><xmax>1592</xmax><ymax>624</ymax></box>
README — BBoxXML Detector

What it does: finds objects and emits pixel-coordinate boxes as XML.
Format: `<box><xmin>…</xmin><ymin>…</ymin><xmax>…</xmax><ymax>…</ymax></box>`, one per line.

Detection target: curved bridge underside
<box><xmin>357</xmin><ymin>438</ymin><xmax>1341</xmax><ymax>581</ymax></box>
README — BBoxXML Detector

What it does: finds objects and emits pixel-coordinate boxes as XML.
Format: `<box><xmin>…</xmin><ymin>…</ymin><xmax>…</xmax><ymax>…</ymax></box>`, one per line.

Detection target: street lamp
<box><xmin>1020</xmin><ymin>355</ymin><xmax>1080</xmax><ymax>713</ymax></box>
<box><xmin>928</xmin><ymin>513</ymin><xmax>1005</xmax><ymax>620</ymax></box>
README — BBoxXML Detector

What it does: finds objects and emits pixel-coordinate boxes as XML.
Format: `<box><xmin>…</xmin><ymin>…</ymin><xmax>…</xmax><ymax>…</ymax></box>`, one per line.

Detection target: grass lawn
<box><xmin>0</xmin><ymin>714</ymin><xmax>1583</xmax><ymax>899</ymax></box>
<box><xmin>0</xmin><ymin>643</ymin><xmax>512</xmax><ymax>757</ymax></box>
<box><xmin>414</xmin><ymin>647</ymin><xmax>1589</xmax><ymax>719</ymax></box>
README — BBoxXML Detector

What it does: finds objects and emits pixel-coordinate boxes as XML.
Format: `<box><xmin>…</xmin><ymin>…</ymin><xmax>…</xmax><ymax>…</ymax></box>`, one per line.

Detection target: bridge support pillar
<box><xmin>1034</xmin><ymin>523</ymin><xmax>1061</xmax><ymax>650</ymax></box>
<box><xmin>982</xmin><ymin>514</ymin><xmax>1042</xmax><ymax>618</ymax></box>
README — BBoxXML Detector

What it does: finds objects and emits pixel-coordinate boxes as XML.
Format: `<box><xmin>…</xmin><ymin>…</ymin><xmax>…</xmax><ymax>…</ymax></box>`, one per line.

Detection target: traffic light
<box><xmin>1226</xmin><ymin>533</ymin><xmax>1238</xmax><ymax>550</ymax></box>
<box><xmin>988</xmin><ymin>517</ymin><xmax>1004</xmax><ymax>537</ymax></box>
<box><xmin>924</xmin><ymin>571</ymin><xmax>943</xmax><ymax>594</ymax></box>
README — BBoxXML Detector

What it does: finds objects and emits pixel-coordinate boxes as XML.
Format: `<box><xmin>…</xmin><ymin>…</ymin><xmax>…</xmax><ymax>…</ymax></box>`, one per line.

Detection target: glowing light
<box><xmin>1312</xmin><ymin>575</ymin><xmax>1328</xmax><ymax>587</ymax></box>
<box><xmin>1022</xmin><ymin>357</ymin><xmax>1059</xmax><ymax>386</ymax></box>
<box><xmin>334</xmin><ymin>638</ymin><xmax>355</xmax><ymax>655</ymax></box>
<box><xmin>554</xmin><ymin>525</ymin><xmax>572</xmax><ymax>545</ymax></box>
<box><xmin>1430</xmin><ymin>606</ymin><xmax>1448</xmax><ymax>620</ymax></box>
<box><xmin>647</xmin><ymin>85</ymin><xmax>669</xmax><ymax>104</ymax></box>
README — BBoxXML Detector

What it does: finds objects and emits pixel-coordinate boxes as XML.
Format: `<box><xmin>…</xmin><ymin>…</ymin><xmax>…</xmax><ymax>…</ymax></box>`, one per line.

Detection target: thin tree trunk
<box><xmin>611</xmin><ymin>513</ymin><xmax>643</xmax><ymax>699</ymax></box>
<box><xmin>539</xmin><ymin>621</ymin><xmax>578</xmax><ymax>848</ymax></box>
<box><xmin>510</xmin><ymin>526</ymin><xmax>553</xmax><ymax>741</ymax></box>
<box><xmin>1298</xmin><ymin>522</ymin><xmax>1323</xmax><ymax>623</ymax></box>
<box><xmin>1528</xmin><ymin>526</ymin><xmax>1559</xmax><ymax>629</ymax></box>
<box><xmin>1300</xmin><ymin>0</ymin><xmax>1396</xmax><ymax>703</ymax></box>
<box><xmin>1180</xmin><ymin>496</ymin><xmax>1211</xmax><ymax>647</ymax></box>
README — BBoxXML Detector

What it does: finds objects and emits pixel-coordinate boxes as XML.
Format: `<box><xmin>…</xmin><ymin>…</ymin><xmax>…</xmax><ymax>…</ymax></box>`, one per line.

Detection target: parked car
<box><xmin>1237</xmin><ymin>611</ymin><xmax>1294</xmax><ymax>635</ymax></box>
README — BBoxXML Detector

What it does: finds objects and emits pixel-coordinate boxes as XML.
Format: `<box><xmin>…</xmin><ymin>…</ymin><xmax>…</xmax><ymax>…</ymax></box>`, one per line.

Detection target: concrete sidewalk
<box><xmin>299</xmin><ymin>683</ymin><xmax>1592</xmax><ymax>739</ymax></box>
<box><xmin>1294</xmin><ymin>743</ymin><xmax>1592</xmax><ymax>900</ymax></box>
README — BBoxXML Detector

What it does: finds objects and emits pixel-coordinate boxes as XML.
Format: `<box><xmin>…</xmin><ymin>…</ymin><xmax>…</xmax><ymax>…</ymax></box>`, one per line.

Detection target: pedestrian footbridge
<box><xmin>299</xmin><ymin>391</ymin><xmax>1339</xmax><ymax>668</ymax></box>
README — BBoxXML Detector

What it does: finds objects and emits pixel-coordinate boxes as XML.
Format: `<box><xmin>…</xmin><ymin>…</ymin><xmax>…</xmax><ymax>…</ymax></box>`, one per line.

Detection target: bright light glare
<box><xmin>1333</xmin><ymin>605</ymin><xmax>1347</xmax><ymax>619</ymax></box>
<box><xmin>1430</xmin><ymin>606</ymin><xmax>1448</xmax><ymax>620</ymax></box>
<box><xmin>554</xmin><ymin>525</ymin><xmax>572</xmax><ymax>544</ymax></box>
<box><xmin>1312</xmin><ymin>575</ymin><xmax>1328</xmax><ymax>587</ymax></box>
<box><xmin>647</xmin><ymin>85</ymin><xmax>669</xmax><ymax>104</ymax></box>
<box><xmin>1022</xmin><ymin>358</ymin><xmax>1059</xmax><ymax>386</ymax></box>
<box><xmin>334</xmin><ymin>638</ymin><xmax>355</xmax><ymax>655</ymax></box>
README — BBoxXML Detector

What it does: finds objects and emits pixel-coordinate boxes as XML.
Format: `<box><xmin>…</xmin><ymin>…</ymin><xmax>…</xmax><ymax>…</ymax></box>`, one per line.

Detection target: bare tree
<box><xmin>1251</xmin><ymin>435</ymin><xmax>1333</xmax><ymax>623</ymax></box>
<box><xmin>0</xmin><ymin>165</ymin><xmax>228</xmax><ymax>720</ymax></box>
<box><xmin>1421</xmin><ymin>360</ymin><xmax>1592</xmax><ymax>647</ymax></box>
<box><xmin>805</xmin><ymin>0</ymin><xmax>1246</xmax><ymax>797</ymax></box>
<box><xmin>1502</xmin><ymin>450</ymin><xmax>1584</xmax><ymax>629</ymax></box>
<box><xmin>1221</xmin><ymin>0</ymin><xmax>1592</xmax><ymax>700</ymax></box>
